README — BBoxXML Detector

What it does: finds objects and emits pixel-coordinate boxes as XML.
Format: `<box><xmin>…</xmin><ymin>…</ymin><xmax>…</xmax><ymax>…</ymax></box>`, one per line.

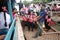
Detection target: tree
<box><xmin>33</xmin><ymin>0</ymin><xmax>53</xmax><ymax>3</ymax></box>
<box><xmin>33</xmin><ymin>0</ymin><xmax>43</xmax><ymax>3</ymax></box>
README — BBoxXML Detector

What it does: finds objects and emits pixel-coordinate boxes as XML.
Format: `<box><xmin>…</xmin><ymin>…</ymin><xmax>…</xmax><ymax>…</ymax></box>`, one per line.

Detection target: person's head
<box><xmin>48</xmin><ymin>16</ymin><xmax>50</xmax><ymax>18</ymax></box>
<box><xmin>2</xmin><ymin>6</ymin><xmax>7</xmax><ymax>12</ymax></box>
<box><xmin>20</xmin><ymin>1</ymin><xmax>22</xmax><ymax>3</ymax></box>
<box><xmin>33</xmin><ymin>5</ymin><xmax>36</xmax><ymax>8</ymax></box>
<box><xmin>28</xmin><ymin>10</ymin><xmax>33</xmax><ymax>15</ymax></box>
<box><xmin>40</xmin><ymin>3</ymin><xmax>42</xmax><ymax>7</ymax></box>
<box><xmin>41</xmin><ymin>3</ymin><xmax>46</xmax><ymax>10</ymax></box>
<box><xmin>30</xmin><ymin>11</ymin><xmax>33</xmax><ymax>15</ymax></box>
<box><xmin>45</xmin><ymin>2</ymin><xmax>48</xmax><ymax>4</ymax></box>
<box><xmin>54</xmin><ymin>4</ymin><xmax>56</xmax><ymax>6</ymax></box>
<box><xmin>21</xmin><ymin>13</ymin><xmax>24</xmax><ymax>16</ymax></box>
<box><xmin>12</xmin><ymin>8</ymin><xmax>17</xmax><ymax>13</ymax></box>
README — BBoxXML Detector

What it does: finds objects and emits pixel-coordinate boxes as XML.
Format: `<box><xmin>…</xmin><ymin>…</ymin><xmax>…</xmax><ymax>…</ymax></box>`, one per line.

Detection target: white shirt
<box><xmin>0</xmin><ymin>12</ymin><xmax>11</xmax><ymax>29</ymax></box>
<box><xmin>6</xmin><ymin>12</ymin><xmax>11</xmax><ymax>28</ymax></box>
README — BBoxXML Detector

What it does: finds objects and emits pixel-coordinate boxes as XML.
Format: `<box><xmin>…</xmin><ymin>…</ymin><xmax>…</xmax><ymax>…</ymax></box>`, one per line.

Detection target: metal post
<box><xmin>11</xmin><ymin>0</ymin><xmax>15</xmax><ymax>8</ymax></box>
<box><xmin>7</xmin><ymin>0</ymin><xmax>13</xmax><ymax>22</ymax></box>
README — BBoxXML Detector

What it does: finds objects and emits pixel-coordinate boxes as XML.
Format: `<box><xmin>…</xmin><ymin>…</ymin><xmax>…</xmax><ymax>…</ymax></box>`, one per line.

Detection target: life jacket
<box><xmin>22</xmin><ymin>15</ymin><xmax>27</xmax><ymax>21</ymax></box>
<box><xmin>28</xmin><ymin>15</ymin><xmax>33</xmax><ymax>22</ymax></box>
<box><xmin>47</xmin><ymin>18</ymin><xmax>51</xmax><ymax>22</ymax></box>
<box><xmin>47</xmin><ymin>18</ymin><xmax>54</xmax><ymax>26</ymax></box>
<box><xmin>49</xmin><ymin>21</ymin><xmax>54</xmax><ymax>26</ymax></box>
<box><xmin>33</xmin><ymin>14</ymin><xmax>37</xmax><ymax>22</ymax></box>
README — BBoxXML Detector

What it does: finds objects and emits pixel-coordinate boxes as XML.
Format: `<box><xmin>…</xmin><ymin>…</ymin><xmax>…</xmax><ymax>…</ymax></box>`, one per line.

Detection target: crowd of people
<box><xmin>16</xmin><ymin>2</ymin><xmax>55</xmax><ymax>38</ymax></box>
<box><xmin>0</xmin><ymin>1</ymin><xmax>55</xmax><ymax>39</ymax></box>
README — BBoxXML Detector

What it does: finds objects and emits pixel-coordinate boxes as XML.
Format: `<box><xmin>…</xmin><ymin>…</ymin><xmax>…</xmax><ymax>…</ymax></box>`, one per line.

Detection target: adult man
<box><xmin>18</xmin><ymin>1</ymin><xmax>23</xmax><ymax>10</ymax></box>
<box><xmin>33</xmin><ymin>3</ymin><xmax>46</xmax><ymax>38</ymax></box>
<box><xmin>0</xmin><ymin>6</ymin><xmax>11</xmax><ymax>35</ymax></box>
<box><xmin>18</xmin><ymin>1</ymin><xmax>23</xmax><ymax>15</ymax></box>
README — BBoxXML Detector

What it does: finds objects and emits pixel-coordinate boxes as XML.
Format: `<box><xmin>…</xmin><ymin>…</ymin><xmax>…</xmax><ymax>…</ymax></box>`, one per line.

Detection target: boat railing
<box><xmin>4</xmin><ymin>14</ymin><xmax>25</xmax><ymax>40</ymax></box>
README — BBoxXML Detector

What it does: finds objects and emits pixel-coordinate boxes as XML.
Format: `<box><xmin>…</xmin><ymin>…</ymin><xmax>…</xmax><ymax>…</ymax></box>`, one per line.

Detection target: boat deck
<box><xmin>24</xmin><ymin>27</ymin><xmax>60</xmax><ymax>40</ymax></box>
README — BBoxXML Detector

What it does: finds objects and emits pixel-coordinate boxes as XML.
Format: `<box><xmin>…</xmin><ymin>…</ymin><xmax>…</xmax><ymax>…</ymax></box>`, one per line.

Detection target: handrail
<box><xmin>15</xmin><ymin>15</ymin><xmax>25</xmax><ymax>40</ymax></box>
<box><xmin>4</xmin><ymin>14</ymin><xmax>25</xmax><ymax>40</ymax></box>
<box><xmin>4</xmin><ymin>19</ymin><xmax>16</xmax><ymax>40</ymax></box>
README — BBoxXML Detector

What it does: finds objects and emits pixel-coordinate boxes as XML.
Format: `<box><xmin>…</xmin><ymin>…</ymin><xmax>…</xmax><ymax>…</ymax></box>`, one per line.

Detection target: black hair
<box><xmin>54</xmin><ymin>4</ymin><xmax>56</xmax><ymax>6</ymax></box>
<box><xmin>12</xmin><ymin>8</ymin><xmax>17</xmax><ymax>12</ymax></box>
<box><xmin>28</xmin><ymin>10</ymin><xmax>31</xmax><ymax>15</ymax></box>
<box><xmin>48</xmin><ymin>15</ymin><xmax>50</xmax><ymax>18</ymax></box>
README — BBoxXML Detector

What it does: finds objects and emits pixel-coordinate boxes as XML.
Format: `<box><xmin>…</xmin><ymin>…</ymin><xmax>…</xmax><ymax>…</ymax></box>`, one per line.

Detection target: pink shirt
<box><xmin>23</xmin><ymin>7</ymin><xmax>28</xmax><ymax>14</ymax></box>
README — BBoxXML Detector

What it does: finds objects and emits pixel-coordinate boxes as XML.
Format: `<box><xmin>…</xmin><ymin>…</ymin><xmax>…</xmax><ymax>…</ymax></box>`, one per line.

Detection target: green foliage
<box><xmin>33</xmin><ymin>0</ymin><xmax>54</xmax><ymax>3</ymax></box>
<box><xmin>47</xmin><ymin>0</ymin><xmax>52</xmax><ymax>2</ymax></box>
<box><xmin>33</xmin><ymin>0</ymin><xmax>43</xmax><ymax>3</ymax></box>
<box><xmin>23</xmin><ymin>1</ymin><xmax>29</xmax><ymax>5</ymax></box>
<box><xmin>23</xmin><ymin>0</ymin><xmax>60</xmax><ymax>4</ymax></box>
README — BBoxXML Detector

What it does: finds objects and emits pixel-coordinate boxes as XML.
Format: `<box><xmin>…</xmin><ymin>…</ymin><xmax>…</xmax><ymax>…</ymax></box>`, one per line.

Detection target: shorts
<box><xmin>21</xmin><ymin>21</ymin><xmax>28</xmax><ymax>27</ymax></box>
<box><xmin>27</xmin><ymin>22</ymin><xmax>35</xmax><ymax>27</ymax></box>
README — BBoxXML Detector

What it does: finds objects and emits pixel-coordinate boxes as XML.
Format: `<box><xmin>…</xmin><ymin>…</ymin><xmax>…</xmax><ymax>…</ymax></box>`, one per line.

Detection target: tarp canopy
<box><xmin>48</xmin><ymin>1</ymin><xmax>60</xmax><ymax>4</ymax></box>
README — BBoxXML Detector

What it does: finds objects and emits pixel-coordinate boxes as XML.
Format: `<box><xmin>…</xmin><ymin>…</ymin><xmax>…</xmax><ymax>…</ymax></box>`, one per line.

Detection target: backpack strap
<box><xmin>4</xmin><ymin>12</ymin><xmax>7</xmax><ymax>27</ymax></box>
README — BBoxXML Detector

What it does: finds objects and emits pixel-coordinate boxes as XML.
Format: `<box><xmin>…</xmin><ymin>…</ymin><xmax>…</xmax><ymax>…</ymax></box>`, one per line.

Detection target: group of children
<box><xmin>21</xmin><ymin>10</ymin><xmax>38</xmax><ymax>31</ymax></box>
<box><xmin>12</xmin><ymin>7</ymin><xmax>55</xmax><ymax>32</ymax></box>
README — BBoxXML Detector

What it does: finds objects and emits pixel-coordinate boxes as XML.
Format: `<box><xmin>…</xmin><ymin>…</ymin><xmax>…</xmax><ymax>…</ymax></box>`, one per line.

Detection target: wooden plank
<box><xmin>16</xmin><ymin>14</ymin><xmax>25</xmax><ymax>40</ymax></box>
<box><xmin>49</xmin><ymin>11</ymin><xmax>60</xmax><ymax>13</ymax></box>
<box><xmin>24</xmin><ymin>28</ymin><xmax>60</xmax><ymax>40</ymax></box>
<box><xmin>36</xmin><ymin>22</ymin><xmax>46</xmax><ymax>33</ymax></box>
<box><xmin>13</xmin><ymin>27</ymin><xmax>18</xmax><ymax>40</ymax></box>
<box><xmin>50</xmin><ymin>26</ymin><xmax>58</xmax><ymax>32</ymax></box>
<box><xmin>51</xmin><ymin>17</ymin><xmax>60</xmax><ymax>21</ymax></box>
<box><xmin>43</xmin><ymin>32</ymin><xmax>60</xmax><ymax>35</ymax></box>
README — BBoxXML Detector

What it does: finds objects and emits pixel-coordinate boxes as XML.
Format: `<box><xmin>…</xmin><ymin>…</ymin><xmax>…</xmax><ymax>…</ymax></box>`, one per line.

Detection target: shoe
<box><xmin>32</xmin><ymin>36</ymin><xmax>38</xmax><ymax>38</ymax></box>
<box><xmin>39</xmin><ymin>34</ymin><xmax>42</xmax><ymax>36</ymax></box>
<box><xmin>31</xmin><ymin>29</ymin><xmax>34</xmax><ymax>32</ymax></box>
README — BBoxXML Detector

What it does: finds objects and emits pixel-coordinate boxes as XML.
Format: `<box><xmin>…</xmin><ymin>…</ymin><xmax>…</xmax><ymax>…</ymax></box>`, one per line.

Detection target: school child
<box><xmin>45</xmin><ymin>9</ymin><xmax>51</xmax><ymax>31</ymax></box>
<box><xmin>12</xmin><ymin>8</ymin><xmax>17</xmax><ymax>18</ymax></box>
<box><xmin>46</xmin><ymin>16</ymin><xmax>54</xmax><ymax>26</ymax></box>
<box><xmin>45</xmin><ymin>16</ymin><xmax>51</xmax><ymax>31</ymax></box>
<box><xmin>45</xmin><ymin>9</ymin><xmax>54</xmax><ymax>31</ymax></box>
<box><xmin>21</xmin><ymin>14</ymin><xmax>28</xmax><ymax>30</ymax></box>
<box><xmin>23</xmin><ymin>6</ymin><xmax>28</xmax><ymax>15</ymax></box>
<box><xmin>33</xmin><ymin>12</ymin><xmax>38</xmax><ymax>28</ymax></box>
<box><xmin>28</xmin><ymin>11</ymin><xmax>37</xmax><ymax>31</ymax></box>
